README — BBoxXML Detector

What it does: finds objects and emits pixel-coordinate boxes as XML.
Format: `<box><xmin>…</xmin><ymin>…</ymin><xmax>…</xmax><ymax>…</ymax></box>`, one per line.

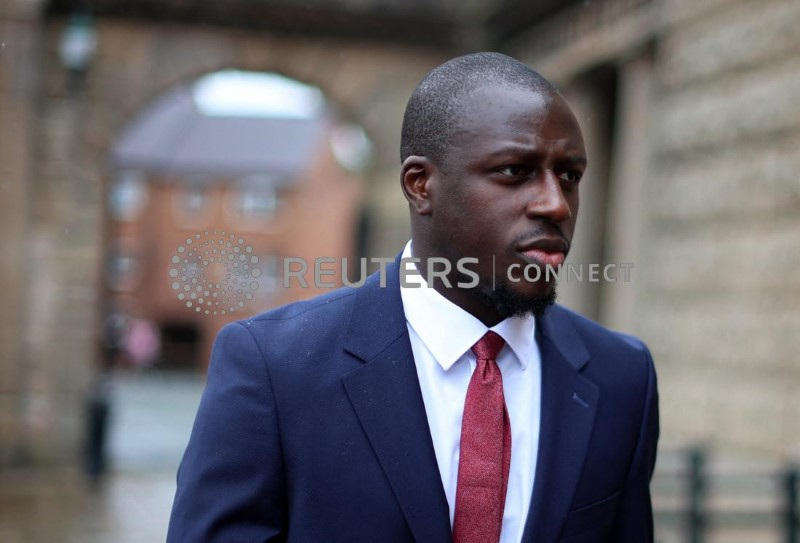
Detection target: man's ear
<box><xmin>401</xmin><ymin>155</ymin><xmax>436</xmax><ymax>216</ymax></box>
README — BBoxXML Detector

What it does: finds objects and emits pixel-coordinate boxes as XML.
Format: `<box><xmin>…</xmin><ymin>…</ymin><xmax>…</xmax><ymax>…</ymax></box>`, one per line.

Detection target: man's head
<box><xmin>400</xmin><ymin>52</ymin><xmax>587</xmax><ymax>326</ymax></box>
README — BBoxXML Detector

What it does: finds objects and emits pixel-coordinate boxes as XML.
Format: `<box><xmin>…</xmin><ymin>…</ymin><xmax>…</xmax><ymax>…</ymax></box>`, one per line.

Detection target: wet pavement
<box><xmin>0</xmin><ymin>371</ymin><xmax>205</xmax><ymax>543</ymax></box>
<box><xmin>0</xmin><ymin>371</ymin><xmax>787</xmax><ymax>542</ymax></box>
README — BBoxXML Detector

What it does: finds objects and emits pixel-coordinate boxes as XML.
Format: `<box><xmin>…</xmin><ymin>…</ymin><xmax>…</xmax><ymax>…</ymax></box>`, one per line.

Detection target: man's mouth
<box><xmin>519</xmin><ymin>249</ymin><xmax>565</xmax><ymax>267</ymax></box>
<box><xmin>516</xmin><ymin>237</ymin><xmax>569</xmax><ymax>267</ymax></box>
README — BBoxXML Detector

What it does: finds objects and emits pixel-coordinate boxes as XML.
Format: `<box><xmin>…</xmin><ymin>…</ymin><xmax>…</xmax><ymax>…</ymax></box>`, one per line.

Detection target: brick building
<box><xmin>1</xmin><ymin>0</ymin><xmax>798</xmax><ymax>467</ymax></box>
<box><xmin>106</xmin><ymin>70</ymin><xmax>364</xmax><ymax>369</ymax></box>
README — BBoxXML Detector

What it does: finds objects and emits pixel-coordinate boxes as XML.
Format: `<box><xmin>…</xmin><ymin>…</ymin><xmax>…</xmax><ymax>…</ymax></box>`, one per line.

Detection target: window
<box><xmin>239</xmin><ymin>187</ymin><xmax>278</xmax><ymax>217</ymax></box>
<box><xmin>183</xmin><ymin>187</ymin><xmax>207</xmax><ymax>214</ymax></box>
<box><xmin>108</xmin><ymin>170</ymin><xmax>148</xmax><ymax>221</ymax></box>
<box><xmin>172</xmin><ymin>183</ymin><xmax>214</xmax><ymax>228</ymax></box>
<box><xmin>106</xmin><ymin>244</ymin><xmax>142</xmax><ymax>292</ymax></box>
<box><xmin>225</xmin><ymin>175</ymin><xmax>282</xmax><ymax>227</ymax></box>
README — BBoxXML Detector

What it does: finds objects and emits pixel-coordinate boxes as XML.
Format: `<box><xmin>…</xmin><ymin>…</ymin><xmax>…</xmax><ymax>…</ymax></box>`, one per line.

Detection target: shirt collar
<box><xmin>399</xmin><ymin>241</ymin><xmax>536</xmax><ymax>371</ymax></box>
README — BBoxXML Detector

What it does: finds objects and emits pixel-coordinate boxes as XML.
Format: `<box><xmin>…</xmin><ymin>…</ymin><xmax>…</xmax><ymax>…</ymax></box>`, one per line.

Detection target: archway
<box><xmin>104</xmin><ymin>68</ymin><xmax>371</xmax><ymax>372</ymax></box>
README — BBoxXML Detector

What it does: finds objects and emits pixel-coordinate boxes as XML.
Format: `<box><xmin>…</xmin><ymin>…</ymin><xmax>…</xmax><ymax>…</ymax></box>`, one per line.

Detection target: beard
<box><xmin>457</xmin><ymin>268</ymin><xmax>558</xmax><ymax>319</ymax></box>
<box><xmin>492</xmin><ymin>279</ymin><xmax>557</xmax><ymax>318</ymax></box>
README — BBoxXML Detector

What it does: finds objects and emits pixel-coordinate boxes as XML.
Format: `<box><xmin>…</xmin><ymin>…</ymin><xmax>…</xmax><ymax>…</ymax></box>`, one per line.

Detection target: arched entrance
<box><xmin>104</xmin><ymin>68</ymin><xmax>370</xmax><ymax>371</ymax></box>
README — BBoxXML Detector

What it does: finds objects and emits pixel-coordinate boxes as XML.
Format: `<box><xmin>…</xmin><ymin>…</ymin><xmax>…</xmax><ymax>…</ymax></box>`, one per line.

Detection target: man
<box><xmin>168</xmin><ymin>52</ymin><xmax>659</xmax><ymax>542</ymax></box>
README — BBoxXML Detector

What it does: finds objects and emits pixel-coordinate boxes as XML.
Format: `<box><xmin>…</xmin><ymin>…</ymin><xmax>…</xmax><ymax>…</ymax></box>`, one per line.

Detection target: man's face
<box><xmin>424</xmin><ymin>84</ymin><xmax>586</xmax><ymax>321</ymax></box>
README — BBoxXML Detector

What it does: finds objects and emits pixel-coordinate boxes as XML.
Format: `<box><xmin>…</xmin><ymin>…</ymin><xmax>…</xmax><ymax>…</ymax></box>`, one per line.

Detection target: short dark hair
<box><xmin>400</xmin><ymin>52</ymin><xmax>558</xmax><ymax>168</ymax></box>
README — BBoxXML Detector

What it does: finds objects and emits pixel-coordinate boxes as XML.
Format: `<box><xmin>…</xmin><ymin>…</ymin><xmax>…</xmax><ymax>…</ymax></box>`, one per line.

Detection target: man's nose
<box><xmin>523</xmin><ymin>171</ymin><xmax>572</xmax><ymax>223</ymax></box>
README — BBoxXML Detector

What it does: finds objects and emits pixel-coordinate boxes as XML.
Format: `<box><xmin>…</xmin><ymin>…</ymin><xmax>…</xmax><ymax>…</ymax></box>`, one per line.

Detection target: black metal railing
<box><xmin>653</xmin><ymin>447</ymin><xmax>799</xmax><ymax>543</ymax></box>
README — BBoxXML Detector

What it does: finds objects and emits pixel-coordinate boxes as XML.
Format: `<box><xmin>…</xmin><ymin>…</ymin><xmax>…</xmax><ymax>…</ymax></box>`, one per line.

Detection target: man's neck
<box><xmin>404</xmin><ymin>240</ymin><xmax>504</xmax><ymax>327</ymax></box>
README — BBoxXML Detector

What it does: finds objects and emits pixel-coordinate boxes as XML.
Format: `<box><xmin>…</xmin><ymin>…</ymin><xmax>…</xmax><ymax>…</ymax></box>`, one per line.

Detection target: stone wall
<box><xmin>509</xmin><ymin>0</ymin><xmax>800</xmax><ymax>459</ymax></box>
<box><xmin>0</xmin><ymin>0</ymin><xmax>46</xmax><ymax>466</ymax></box>
<box><xmin>1</xmin><ymin>11</ymin><xmax>447</xmax><ymax>465</ymax></box>
<box><xmin>649</xmin><ymin>0</ymin><xmax>800</xmax><ymax>459</ymax></box>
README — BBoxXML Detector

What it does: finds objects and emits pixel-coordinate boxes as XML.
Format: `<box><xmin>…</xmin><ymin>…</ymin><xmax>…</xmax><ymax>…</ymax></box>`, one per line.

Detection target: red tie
<box><xmin>452</xmin><ymin>331</ymin><xmax>511</xmax><ymax>543</ymax></box>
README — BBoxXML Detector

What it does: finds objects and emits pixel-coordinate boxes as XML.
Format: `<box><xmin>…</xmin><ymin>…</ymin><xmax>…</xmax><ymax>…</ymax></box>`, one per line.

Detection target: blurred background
<box><xmin>1</xmin><ymin>0</ymin><xmax>798</xmax><ymax>541</ymax></box>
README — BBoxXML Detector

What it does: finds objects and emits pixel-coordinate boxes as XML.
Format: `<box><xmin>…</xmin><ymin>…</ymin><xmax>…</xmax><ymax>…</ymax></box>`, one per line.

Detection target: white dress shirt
<box><xmin>399</xmin><ymin>242</ymin><xmax>542</xmax><ymax>543</ymax></box>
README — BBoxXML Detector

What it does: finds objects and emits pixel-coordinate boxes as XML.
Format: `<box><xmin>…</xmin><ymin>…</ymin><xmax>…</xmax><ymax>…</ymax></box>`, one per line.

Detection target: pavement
<box><xmin>0</xmin><ymin>371</ymin><xmax>205</xmax><ymax>543</ymax></box>
<box><xmin>0</xmin><ymin>371</ymin><xmax>788</xmax><ymax>542</ymax></box>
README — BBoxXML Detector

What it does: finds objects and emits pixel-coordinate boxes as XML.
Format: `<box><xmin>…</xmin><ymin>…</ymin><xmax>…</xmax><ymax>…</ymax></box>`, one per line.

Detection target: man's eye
<box><xmin>558</xmin><ymin>171</ymin><xmax>582</xmax><ymax>184</ymax></box>
<box><xmin>497</xmin><ymin>165</ymin><xmax>529</xmax><ymax>177</ymax></box>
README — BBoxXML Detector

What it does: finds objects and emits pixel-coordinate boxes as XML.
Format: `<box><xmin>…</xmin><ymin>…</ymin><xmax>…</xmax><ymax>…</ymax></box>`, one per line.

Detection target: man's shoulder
<box><xmin>245</xmin><ymin>285</ymin><xmax>359</xmax><ymax>326</ymax></box>
<box><xmin>546</xmin><ymin>303</ymin><xmax>653</xmax><ymax>361</ymax></box>
<box><xmin>225</xmin><ymin>286</ymin><xmax>358</xmax><ymax>347</ymax></box>
<box><xmin>214</xmin><ymin>286</ymin><xmax>364</xmax><ymax>375</ymax></box>
<box><xmin>545</xmin><ymin>304</ymin><xmax>657</xmax><ymax>408</ymax></box>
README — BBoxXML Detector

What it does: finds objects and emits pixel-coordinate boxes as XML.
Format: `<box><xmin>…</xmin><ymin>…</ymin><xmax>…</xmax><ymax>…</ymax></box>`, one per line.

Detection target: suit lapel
<box><xmin>341</xmin><ymin>258</ymin><xmax>451</xmax><ymax>543</ymax></box>
<box><xmin>522</xmin><ymin>308</ymin><xmax>599</xmax><ymax>543</ymax></box>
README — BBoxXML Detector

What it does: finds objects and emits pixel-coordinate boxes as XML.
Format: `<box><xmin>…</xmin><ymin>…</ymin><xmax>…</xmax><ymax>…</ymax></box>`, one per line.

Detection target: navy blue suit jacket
<box><xmin>168</xmin><ymin>258</ymin><xmax>659</xmax><ymax>542</ymax></box>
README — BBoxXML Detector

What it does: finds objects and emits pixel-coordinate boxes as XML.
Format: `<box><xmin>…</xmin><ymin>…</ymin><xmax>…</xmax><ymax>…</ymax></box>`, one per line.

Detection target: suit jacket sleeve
<box><xmin>610</xmin><ymin>343</ymin><xmax>660</xmax><ymax>542</ymax></box>
<box><xmin>167</xmin><ymin>321</ymin><xmax>287</xmax><ymax>542</ymax></box>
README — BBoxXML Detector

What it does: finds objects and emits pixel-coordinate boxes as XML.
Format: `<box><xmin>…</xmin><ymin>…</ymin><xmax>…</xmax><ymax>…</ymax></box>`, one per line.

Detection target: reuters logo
<box><xmin>168</xmin><ymin>231</ymin><xmax>261</xmax><ymax>315</ymax></box>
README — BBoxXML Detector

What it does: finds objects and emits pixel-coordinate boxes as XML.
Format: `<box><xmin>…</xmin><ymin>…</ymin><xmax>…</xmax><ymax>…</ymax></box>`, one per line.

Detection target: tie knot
<box><xmin>471</xmin><ymin>331</ymin><xmax>505</xmax><ymax>361</ymax></box>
